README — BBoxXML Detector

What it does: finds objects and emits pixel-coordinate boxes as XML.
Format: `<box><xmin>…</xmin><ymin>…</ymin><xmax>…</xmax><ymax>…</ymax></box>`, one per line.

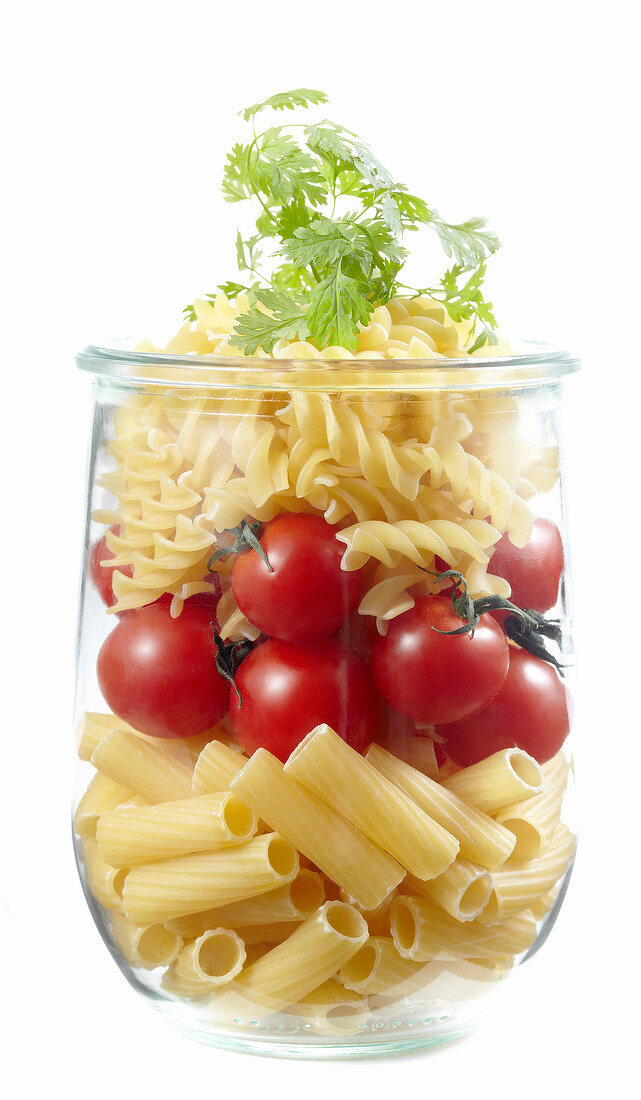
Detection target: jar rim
<box><xmin>76</xmin><ymin>338</ymin><xmax>580</xmax><ymax>391</ymax></box>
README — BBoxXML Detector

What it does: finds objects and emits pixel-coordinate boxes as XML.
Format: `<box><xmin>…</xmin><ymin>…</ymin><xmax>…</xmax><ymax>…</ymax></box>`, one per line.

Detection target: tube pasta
<box><xmin>231</xmin><ymin>749</ymin><xmax>405</xmax><ymax>910</ymax></box>
<box><xmin>285</xmin><ymin>724</ymin><xmax>459</xmax><ymax>880</ymax></box>
<box><xmin>442</xmin><ymin>748</ymin><xmax>544</xmax><ymax>814</ymax></box>
<box><xmin>398</xmin><ymin>886</ymin><xmax>539</xmax><ymax>959</ymax></box>
<box><xmin>197</xmin><ymin>869</ymin><xmax>325</xmax><ymax>927</ymax></box>
<box><xmin>231</xmin><ymin>922</ymin><xmax>304</xmax><ymax>946</ymax></box>
<box><xmin>495</xmin><ymin>752</ymin><xmax>569</xmax><ymax>861</ymax></box>
<box><xmin>192</xmin><ymin>740</ymin><xmax>247</xmax><ymax>794</ymax></box>
<box><xmin>110</xmin><ymin>912</ymin><xmax>183</xmax><ymax>969</ymax></box>
<box><xmin>407</xmin><ymin>858</ymin><xmax>492</xmax><ymax>922</ymax></box>
<box><xmin>212</xmin><ymin>901</ymin><xmax>368</xmax><ymax>1017</ymax></box>
<box><xmin>165</xmin><ymin>870</ymin><xmax>324</xmax><ymax>937</ymax></box>
<box><xmin>82</xmin><ymin>839</ymin><xmax>128</xmax><ymax>912</ymax></box>
<box><xmin>366</xmin><ymin>744</ymin><xmax>515</xmax><ymax>869</ymax></box>
<box><xmin>122</xmin><ymin>833</ymin><xmax>299</xmax><ymax>924</ymax></box>
<box><xmin>96</xmin><ymin>793</ymin><xmax>257</xmax><ymax>866</ymax></box>
<box><xmin>76</xmin><ymin>711</ymin><xmax>121</xmax><ymax>762</ymax></box>
<box><xmin>478</xmin><ymin>826</ymin><xmax>576</xmax><ymax>925</ymax></box>
<box><xmin>163</xmin><ymin>929</ymin><xmax>246</xmax><ymax>997</ymax></box>
<box><xmin>73</xmin><ymin>773</ymin><xmax>134</xmax><ymax>838</ymax></box>
<box><xmin>338</xmin><ymin>889</ymin><xmax>397</xmax><ymax>937</ymax></box>
<box><xmin>293</xmin><ymin>979</ymin><xmax>370</xmax><ymax>1036</ymax></box>
<box><xmin>340</xmin><ymin>936</ymin><xmax>427</xmax><ymax>996</ymax></box>
<box><xmin>529</xmin><ymin>885</ymin><xmax>561</xmax><ymax>921</ymax></box>
<box><xmin>91</xmin><ymin>729</ymin><xmax>194</xmax><ymax>802</ymax></box>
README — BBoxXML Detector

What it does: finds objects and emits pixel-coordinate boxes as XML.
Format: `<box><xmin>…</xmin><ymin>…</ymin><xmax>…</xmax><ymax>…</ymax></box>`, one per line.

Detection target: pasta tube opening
<box><xmin>507</xmin><ymin>750</ymin><xmax>544</xmax><ymax>792</ymax></box>
<box><xmin>460</xmin><ymin>876</ymin><xmax>493</xmax><ymax>919</ymax></box>
<box><xmin>324</xmin><ymin>901</ymin><xmax>369</xmax><ymax>941</ymax></box>
<box><xmin>391</xmin><ymin>899</ymin><xmax>418</xmax><ymax>956</ymax></box>
<box><xmin>137</xmin><ymin>925</ymin><xmax>183</xmax><ymax>968</ymax></box>
<box><xmin>340</xmin><ymin>943</ymin><xmax>379</xmax><ymax>989</ymax></box>
<box><xmin>501</xmin><ymin>820</ymin><xmax>542</xmax><ymax>863</ymax></box>
<box><xmin>112</xmin><ymin>869</ymin><xmax>127</xmax><ymax>899</ymax></box>
<box><xmin>266</xmin><ymin>835</ymin><xmax>298</xmax><ymax>878</ymax></box>
<box><xmin>289</xmin><ymin>870</ymin><xmax>325</xmax><ymax>916</ymax></box>
<box><xmin>196</xmin><ymin>930</ymin><xmax>245</xmax><ymax>980</ymax></box>
<box><xmin>222</xmin><ymin>794</ymin><xmax>256</xmax><ymax>840</ymax></box>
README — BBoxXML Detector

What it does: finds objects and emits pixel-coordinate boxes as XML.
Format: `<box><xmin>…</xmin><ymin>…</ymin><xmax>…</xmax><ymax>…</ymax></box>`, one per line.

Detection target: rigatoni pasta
<box><xmin>212</xmin><ymin>902</ymin><xmax>368</xmax><ymax>1016</ymax></box>
<box><xmin>495</xmin><ymin>752</ymin><xmax>569</xmax><ymax>861</ymax></box>
<box><xmin>293</xmin><ymin>979</ymin><xmax>370</xmax><ymax>1036</ymax></box>
<box><xmin>478</xmin><ymin>826</ymin><xmax>576</xmax><ymax>925</ymax></box>
<box><xmin>122</xmin><ymin>833</ymin><xmax>299</xmax><ymax>924</ymax></box>
<box><xmin>339</xmin><ymin>936</ymin><xmax>426</xmax><ymax>996</ymax></box>
<box><xmin>441</xmin><ymin>748</ymin><xmax>544</xmax><ymax>814</ymax></box>
<box><xmin>110</xmin><ymin>912</ymin><xmax>183</xmax><ymax>969</ymax></box>
<box><xmin>96</xmin><ymin>792</ymin><xmax>256</xmax><ymax>866</ymax></box>
<box><xmin>192</xmin><ymin>740</ymin><xmax>247</xmax><ymax>794</ymax></box>
<box><xmin>163</xmin><ymin>928</ymin><xmax>246</xmax><ymax>997</ymax></box>
<box><xmin>366</xmin><ymin>744</ymin><xmax>516</xmax><ymax>870</ymax></box>
<box><xmin>404</xmin><ymin>857</ymin><xmax>492</xmax><ymax>922</ymax></box>
<box><xmin>284</xmin><ymin>724</ymin><xmax>459</xmax><ymax>879</ymax></box>
<box><xmin>91</xmin><ymin>729</ymin><xmax>194</xmax><ymax>802</ymax></box>
<box><xmin>73</xmin><ymin>772</ymin><xmax>135</xmax><ymax>839</ymax></box>
<box><xmin>82</xmin><ymin>839</ymin><xmax>128</xmax><ymax>912</ymax></box>
<box><xmin>231</xmin><ymin>749</ymin><xmax>405</xmax><ymax>910</ymax></box>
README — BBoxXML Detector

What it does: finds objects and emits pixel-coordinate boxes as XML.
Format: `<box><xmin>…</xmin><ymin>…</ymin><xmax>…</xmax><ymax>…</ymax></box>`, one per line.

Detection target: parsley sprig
<box><xmin>185</xmin><ymin>89</ymin><xmax>501</xmax><ymax>354</ymax></box>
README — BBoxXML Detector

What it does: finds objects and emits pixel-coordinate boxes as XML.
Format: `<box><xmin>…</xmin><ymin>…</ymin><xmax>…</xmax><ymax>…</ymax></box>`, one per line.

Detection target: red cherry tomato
<box><xmin>489</xmin><ymin>519</ymin><xmax>564</xmax><ymax>613</ymax></box>
<box><xmin>439</xmin><ymin>646</ymin><xmax>571</xmax><ymax>766</ymax></box>
<box><xmin>89</xmin><ymin>526</ymin><xmax>133</xmax><ymax>608</ymax></box>
<box><xmin>229</xmin><ymin>636</ymin><xmax>379</xmax><ymax>762</ymax></box>
<box><xmin>231</xmin><ymin>514</ymin><xmax>363</xmax><ymax>643</ymax></box>
<box><xmin>370</xmin><ymin>596</ymin><xmax>509</xmax><ymax>725</ymax></box>
<box><xmin>97</xmin><ymin>603</ymin><xmax>228</xmax><ymax>739</ymax></box>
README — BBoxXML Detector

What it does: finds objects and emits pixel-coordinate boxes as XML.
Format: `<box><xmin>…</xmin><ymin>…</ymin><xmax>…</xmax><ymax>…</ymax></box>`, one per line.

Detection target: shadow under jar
<box><xmin>73</xmin><ymin>342</ymin><xmax>579</xmax><ymax>1058</ymax></box>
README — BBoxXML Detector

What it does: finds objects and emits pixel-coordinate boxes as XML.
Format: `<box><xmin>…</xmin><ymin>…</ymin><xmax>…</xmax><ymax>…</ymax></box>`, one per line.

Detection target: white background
<box><xmin>2</xmin><ymin>1</ymin><xmax>639</xmax><ymax>1096</ymax></box>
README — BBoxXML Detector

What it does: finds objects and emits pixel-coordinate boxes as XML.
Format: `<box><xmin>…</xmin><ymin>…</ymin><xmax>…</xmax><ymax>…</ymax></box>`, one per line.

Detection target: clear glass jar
<box><xmin>73</xmin><ymin>342</ymin><xmax>579</xmax><ymax>1057</ymax></box>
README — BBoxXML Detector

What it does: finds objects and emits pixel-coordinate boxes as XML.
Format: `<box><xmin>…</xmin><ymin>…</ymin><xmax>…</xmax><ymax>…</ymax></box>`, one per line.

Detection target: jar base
<box><xmin>150</xmin><ymin>997</ymin><xmax>482</xmax><ymax>1059</ymax></box>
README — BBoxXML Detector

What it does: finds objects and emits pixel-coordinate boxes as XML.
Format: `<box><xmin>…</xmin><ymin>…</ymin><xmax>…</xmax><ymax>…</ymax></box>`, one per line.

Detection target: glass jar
<box><xmin>73</xmin><ymin>341</ymin><xmax>579</xmax><ymax>1057</ymax></box>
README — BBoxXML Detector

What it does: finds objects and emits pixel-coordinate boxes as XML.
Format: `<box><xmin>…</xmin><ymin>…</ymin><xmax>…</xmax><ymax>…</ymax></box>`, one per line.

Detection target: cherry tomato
<box><xmin>229</xmin><ymin>636</ymin><xmax>379</xmax><ymax>762</ymax></box>
<box><xmin>231</xmin><ymin>514</ymin><xmax>363</xmax><ymax>643</ymax></box>
<box><xmin>97</xmin><ymin>603</ymin><xmax>228</xmax><ymax>739</ymax></box>
<box><xmin>89</xmin><ymin>526</ymin><xmax>133</xmax><ymax>608</ymax></box>
<box><xmin>438</xmin><ymin>646</ymin><xmax>571</xmax><ymax>766</ymax></box>
<box><xmin>370</xmin><ymin>596</ymin><xmax>509</xmax><ymax>725</ymax></box>
<box><xmin>489</xmin><ymin>519</ymin><xmax>564</xmax><ymax>613</ymax></box>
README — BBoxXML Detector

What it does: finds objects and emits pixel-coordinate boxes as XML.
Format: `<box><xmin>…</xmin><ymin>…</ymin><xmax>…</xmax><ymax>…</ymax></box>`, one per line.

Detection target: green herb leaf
<box><xmin>306</xmin><ymin>271</ymin><xmax>373</xmax><ymax>350</ymax></box>
<box><xmin>305</xmin><ymin>122</ymin><xmax>394</xmax><ymax>191</ymax></box>
<box><xmin>216</xmin><ymin>281</ymin><xmax>253</xmax><ymax>302</ymax></box>
<box><xmin>229</xmin><ymin>290</ymin><xmax>309</xmax><ymax>355</ymax></box>
<box><xmin>281</xmin><ymin>217</ymin><xmax>369</xmax><ymax>270</ymax></box>
<box><xmin>430</xmin><ymin>212</ymin><xmax>501</xmax><ymax>270</ymax></box>
<box><xmin>241</xmin><ymin>88</ymin><xmax>329</xmax><ymax>123</ymax></box>
<box><xmin>249</xmin><ymin>128</ymin><xmax>328</xmax><ymax>207</ymax></box>
<box><xmin>222</xmin><ymin>143</ymin><xmax>252</xmax><ymax>203</ymax></box>
<box><xmin>189</xmin><ymin>89</ymin><xmax>502</xmax><ymax>354</ymax></box>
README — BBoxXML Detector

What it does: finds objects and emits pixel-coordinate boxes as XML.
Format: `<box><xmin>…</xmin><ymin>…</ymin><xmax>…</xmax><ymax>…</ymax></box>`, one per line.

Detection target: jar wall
<box><xmin>72</xmin><ymin>372</ymin><xmax>577</xmax><ymax>1056</ymax></box>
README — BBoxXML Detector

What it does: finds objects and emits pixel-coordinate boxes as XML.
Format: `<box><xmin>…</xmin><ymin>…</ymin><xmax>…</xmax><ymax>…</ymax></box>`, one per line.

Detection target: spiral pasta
<box><xmin>89</xmin><ymin>291</ymin><xmax>567</xmax><ymax>614</ymax></box>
